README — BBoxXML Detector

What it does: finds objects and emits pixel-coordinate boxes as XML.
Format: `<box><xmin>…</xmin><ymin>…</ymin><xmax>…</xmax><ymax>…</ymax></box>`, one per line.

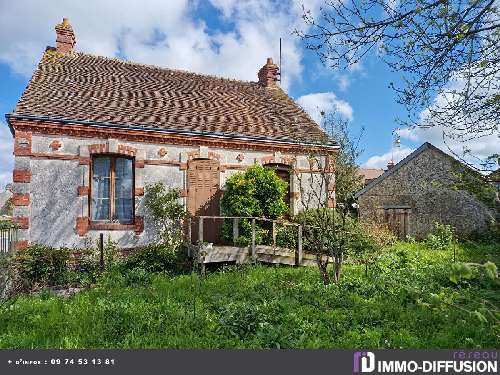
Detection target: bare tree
<box><xmin>295</xmin><ymin>112</ymin><xmax>363</xmax><ymax>284</ymax></box>
<box><xmin>297</xmin><ymin>1</ymin><xmax>499</xmax><ymax>170</ymax></box>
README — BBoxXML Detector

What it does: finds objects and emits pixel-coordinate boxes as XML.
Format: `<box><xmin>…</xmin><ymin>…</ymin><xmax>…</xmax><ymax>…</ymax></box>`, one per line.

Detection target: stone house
<box><xmin>6</xmin><ymin>19</ymin><xmax>337</xmax><ymax>250</ymax></box>
<box><xmin>355</xmin><ymin>142</ymin><xmax>495</xmax><ymax>239</ymax></box>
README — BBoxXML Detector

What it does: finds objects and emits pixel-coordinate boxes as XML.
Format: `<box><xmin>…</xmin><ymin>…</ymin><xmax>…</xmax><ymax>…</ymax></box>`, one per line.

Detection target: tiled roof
<box><xmin>357</xmin><ymin>168</ymin><xmax>385</xmax><ymax>182</ymax></box>
<box><xmin>12</xmin><ymin>50</ymin><xmax>333</xmax><ymax>146</ymax></box>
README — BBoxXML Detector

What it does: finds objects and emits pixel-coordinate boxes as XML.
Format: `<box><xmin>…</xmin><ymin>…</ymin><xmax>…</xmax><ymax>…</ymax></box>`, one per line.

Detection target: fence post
<box><xmin>187</xmin><ymin>217</ymin><xmax>192</xmax><ymax>257</ymax></box>
<box><xmin>296</xmin><ymin>225</ymin><xmax>303</xmax><ymax>266</ymax></box>
<box><xmin>232</xmin><ymin>218</ymin><xmax>239</xmax><ymax>246</ymax></box>
<box><xmin>198</xmin><ymin>217</ymin><xmax>204</xmax><ymax>244</ymax></box>
<box><xmin>272</xmin><ymin>221</ymin><xmax>277</xmax><ymax>247</ymax></box>
<box><xmin>251</xmin><ymin>218</ymin><xmax>256</xmax><ymax>262</ymax></box>
<box><xmin>99</xmin><ymin>233</ymin><xmax>104</xmax><ymax>272</ymax></box>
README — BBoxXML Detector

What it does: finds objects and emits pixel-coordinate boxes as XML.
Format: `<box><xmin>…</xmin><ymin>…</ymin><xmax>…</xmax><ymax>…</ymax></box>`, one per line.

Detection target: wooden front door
<box><xmin>187</xmin><ymin>159</ymin><xmax>221</xmax><ymax>243</ymax></box>
<box><xmin>384</xmin><ymin>208</ymin><xmax>410</xmax><ymax>239</ymax></box>
<box><xmin>264</xmin><ymin>164</ymin><xmax>291</xmax><ymax>210</ymax></box>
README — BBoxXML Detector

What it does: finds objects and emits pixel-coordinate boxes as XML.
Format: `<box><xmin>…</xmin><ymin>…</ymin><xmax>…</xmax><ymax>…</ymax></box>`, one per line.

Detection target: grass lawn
<box><xmin>0</xmin><ymin>241</ymin><xmax>498</xmax><ymax>348</ymax></box>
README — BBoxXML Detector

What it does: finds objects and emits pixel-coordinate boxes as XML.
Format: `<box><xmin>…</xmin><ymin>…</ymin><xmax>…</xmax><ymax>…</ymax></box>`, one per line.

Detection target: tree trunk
<box><xmin>319</xmin><ymin>262</ymin><xmax>330</xmax><ymax>285</ymax></box>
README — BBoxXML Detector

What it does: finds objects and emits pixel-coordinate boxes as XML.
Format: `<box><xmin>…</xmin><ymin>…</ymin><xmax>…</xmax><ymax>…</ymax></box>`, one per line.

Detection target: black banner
<box><xmin>0</xmin><ymin>349</ymin><xmax>497</xmax><ymax>375</ymax></box>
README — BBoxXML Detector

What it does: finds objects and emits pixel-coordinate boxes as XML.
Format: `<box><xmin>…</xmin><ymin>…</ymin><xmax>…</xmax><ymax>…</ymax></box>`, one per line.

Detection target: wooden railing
<box><xmin>188</xmin><ymin>216</ymin><xmax>303</xmax><ymax>265</ymax></box>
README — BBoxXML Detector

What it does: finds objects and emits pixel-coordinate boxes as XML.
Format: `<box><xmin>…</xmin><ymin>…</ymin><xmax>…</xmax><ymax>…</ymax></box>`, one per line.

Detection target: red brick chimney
<box><xmin>258</xmin><ymin>58</ymin><xmax>279</xmax><ymax>87</ymax></box>
<box><xmin>55</xmin><ymin>18</ymin><xmax>76</xmax><ymax>53</ymax></box>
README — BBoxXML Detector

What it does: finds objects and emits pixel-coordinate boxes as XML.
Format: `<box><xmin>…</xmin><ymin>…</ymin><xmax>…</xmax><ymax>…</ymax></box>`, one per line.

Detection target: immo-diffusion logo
<box><xmin>353</xmin><ymin>351</ymin><xmax>498</xmax><ymax>373</ymax></box>
<box><xmin>353</xmin><ymin>352</ymin><xmax>375</xmax><ymax>373</ymax></box>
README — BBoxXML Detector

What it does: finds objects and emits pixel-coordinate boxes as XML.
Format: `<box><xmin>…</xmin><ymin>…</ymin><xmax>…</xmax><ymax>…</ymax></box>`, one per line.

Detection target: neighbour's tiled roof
<box><xmin>357</xmin><ymin>168</ymin><xmax>385</xmax><ymax>183</ymax></box>
<box><xmin>13</xmin><ymin>50</ymin><xmax>332</xmax><ymax>146</ymax></box>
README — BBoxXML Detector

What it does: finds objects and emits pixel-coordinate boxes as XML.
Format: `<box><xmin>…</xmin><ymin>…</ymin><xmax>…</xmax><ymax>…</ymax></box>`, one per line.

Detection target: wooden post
<box><xmin>232</xmin><ymin>218</ymin><xmax>239</xmax><ymax>245</ymax></box>
<box><xmin>187</xmin><ymin>217</ymin><xmax>192</xmax><ymax>257</ymax></box>
<box><xmin>198</xmin><ymin>217</ymin><xmax>204</xmax><ymax>244</ymax></box>
<box><xmin>99</xmin><ymin>233</ymin><xmax>104</xmax><ymax>272</ymax></box>
<box><xmin>251</xmin><ymin>218</ymin><xmax>256</xmax><ymax>262</ymax></box>
<box><xmin>296</xmin><ymin>225</ymin><xmax>303</xmax><ymax>266</ymax></box>
<box><xmin>198</xmin><ymin>217</ymin><xmax>205</xmax><ymax>276</ymax></box>
<box><xmin>272</xmin><ymin>221</ymin><xmax>277</xmax><ymax>247</ymax></box>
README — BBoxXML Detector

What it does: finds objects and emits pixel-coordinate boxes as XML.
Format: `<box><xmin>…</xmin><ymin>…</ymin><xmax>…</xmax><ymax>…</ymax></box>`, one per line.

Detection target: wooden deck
<box><xmin>199</xmin><ymin>245</ymin><xmax>326</xmax><ymax>267</ymax></box>
<box><xmin>191</xmin><ymin>215</ymin><xmax>328</xmax><ymax>267</ymax></box>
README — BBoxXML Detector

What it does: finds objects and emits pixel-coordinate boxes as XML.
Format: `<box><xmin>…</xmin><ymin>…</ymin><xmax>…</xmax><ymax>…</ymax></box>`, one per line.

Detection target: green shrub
<box><xmin>145</xmin><ymin>183</ymin><xmax>187</xmax><ymax>250</ymax></box>
<box><xmin>221</xmin><ymin>165</ymin><xmax>288</xmax><ymax>245</ymax></box>
<box><xmin>275</xmin><ymin>225</ymin><xmax>298</xmax><ymax>249</ymax></box>
<box><xmin>121</xmin><ymin>243</ymin><xmax>189</xmax><ymax>274</ymax></box>
<box><xmin>426</xmin><ymin>222</ymin><xmax>455</xmax><ymax>251</ymax></box>
<box><xmin>123</xmin><ymin>267</ymin><xmax>151</xmax><ymax>286</ymax></box>
<box><xmin>9</xmin><ymin>244</ymin><xmax>71</xmax><ymax>292</ymax></box>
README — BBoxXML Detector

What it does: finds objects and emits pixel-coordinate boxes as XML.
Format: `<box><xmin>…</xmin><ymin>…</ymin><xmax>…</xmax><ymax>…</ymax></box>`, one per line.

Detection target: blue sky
<box><xmin>0</xmin><ymin>0</ymin><xmax>496</xmax><ymax>189</ymax></box>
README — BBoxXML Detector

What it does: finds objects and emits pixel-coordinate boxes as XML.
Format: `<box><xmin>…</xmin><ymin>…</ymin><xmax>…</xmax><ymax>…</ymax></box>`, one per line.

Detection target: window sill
<box><xmin>89</xmin><ymin>222</ymin><xmax>135</xmax><ymax>231</ymax></box>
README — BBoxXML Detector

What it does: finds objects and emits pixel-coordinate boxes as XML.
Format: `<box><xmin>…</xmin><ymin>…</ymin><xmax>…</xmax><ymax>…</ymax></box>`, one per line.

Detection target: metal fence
<box><xmin>0</xmin><ymin>226</ymin><xmax>17</xmax><ymax>254</ymax></box>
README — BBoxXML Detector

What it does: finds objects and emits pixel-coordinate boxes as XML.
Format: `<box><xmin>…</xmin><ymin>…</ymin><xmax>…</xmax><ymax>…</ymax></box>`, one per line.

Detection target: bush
<box><xmin>8</xmin><ymin>244</ymin><xmax>71</xmax><ymax>293</ymax></box>
<box><xmin>121</xmin><ymin>243</ymin><xmax>190</xmax><ymax>274</ymax></box>
<box><xmin>144</xmin><ymin>183</ymin><xmax>187</xmax><ymax>249</ymax></box>
<box><xmin>426</xmin><ymin>222</ymin><xmax>455</xmax><ymax>251</ymax></box>
<box><xmin>275</xmin><ymin>225</ymin><xmax>298</xmax><ymax>249</ymax></box>
<box><xmin>221</xmin><ymin>165</ymin><xmax>288</xmax><ymax>245</ymax></box>
<box><xmin>362</xmin><ymin>223</ymin><xmax>398</xmax><ymax>248</ymax></box>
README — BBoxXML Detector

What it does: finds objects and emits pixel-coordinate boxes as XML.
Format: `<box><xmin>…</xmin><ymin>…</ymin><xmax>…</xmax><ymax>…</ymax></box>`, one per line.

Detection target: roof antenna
<box><xmin>390</xmin><ymin>128</ymin><xmax>401</xmax><ymax>167</ymax></box>
<box><xmin>278</xmin><ymin>37</ymin><xmax>282</xmax><ymax>86</ymax></box>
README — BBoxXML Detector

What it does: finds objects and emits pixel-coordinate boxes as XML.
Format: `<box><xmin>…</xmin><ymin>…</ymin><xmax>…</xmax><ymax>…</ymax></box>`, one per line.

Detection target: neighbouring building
<box><xmin>355</xmin><ymin>142</ymin><xmax>495</xmax><ymax>239</ymax></box>
<box><xmin>357</xmin><ymin>168</ymin><xmax>384</xmax><ymax>187</ymax></box>
<box><xmin>6</xmin><ymin>19</ymin><xmax>337</xmax><ymax>250</ymax></box>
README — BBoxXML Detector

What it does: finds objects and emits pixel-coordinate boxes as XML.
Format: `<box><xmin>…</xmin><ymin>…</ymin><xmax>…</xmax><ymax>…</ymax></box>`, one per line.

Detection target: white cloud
<box><xmin>0</xmin><ymin>0</ymin><xmax>320</xmax><ymax>92</ymax></box>
<box><xmin>396</xmin><ymin>125</ymin><xmax>499</xmax><ymax>168</ymax></box>
<box><xmin>363</xmin><ymin>145</ymin><xmax>414</xmax><ymax>169</ymax></box>
<box><xmin>296</xmin><ymin>92</ymin><xmax>353</xmax><ymax>124</ymax></box>
<box><xmin>0</xmin><ymin>122</ymin><xmax>13</xmax><ymax>189</ymax></box>
<box><xmin>363</xmin><ymin>124</ymin><xmax>499</xmax><ymax>171</ymax></box>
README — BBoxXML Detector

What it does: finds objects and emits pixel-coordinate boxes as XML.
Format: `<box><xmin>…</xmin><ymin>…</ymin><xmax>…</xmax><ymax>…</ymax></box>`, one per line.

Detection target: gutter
<box><xmin>5</xmin><ymin>113</ymin><xmax>339</xmax><ymax>150</ymax></box>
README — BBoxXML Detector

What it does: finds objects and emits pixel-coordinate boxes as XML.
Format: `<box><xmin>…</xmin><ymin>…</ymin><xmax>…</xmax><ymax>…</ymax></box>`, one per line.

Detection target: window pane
<box><xmin>115</xmin><ymin>198</ymin><xmax>133</xmax><ymax>222</ymax></box>
<box><xmin>92</xmin><ymin>198</ymin><xmax>110</xmax><ymax>221</ymax></box>
<box><xmin>114</xmin><ymin>157</ymin><xmax>133</xmax><ymax>222</ymax></box>
<box><xmin>91</xmin><ymin>157</ymin><xmax>111</xmax><ymax>221</ymax></box>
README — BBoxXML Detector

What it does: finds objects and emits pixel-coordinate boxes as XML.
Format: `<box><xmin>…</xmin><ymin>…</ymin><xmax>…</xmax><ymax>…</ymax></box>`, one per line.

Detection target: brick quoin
<box><xmin>76</xmin><ymin>217</ymin><xmax>89</xmax><ymax>236</ymax></box>
<box><xmin>134</xmin><ymin>187</ymin><xmax>144</xmax><ymax>196</ymax></box>
<box><xmin>13</xmin><ymin>131</ymin><xmax>32</xmax><ymax>156</ymax></box>
<box><xmin>13</xmin><ymin>217</ymin><xmax>29</xmax><ymax>229</ymax></box>
<box><xmin>14</xmin><ymin>240</ymin><xmax>29</xmax><ymax>251</ymax></box>
<box><xmin>12</xmin><ymin>193</ymin><xmax>30</xmax><ymax>206</ymax></box>
<box><xmin>13</xmin><ymin>170</ymin><xmax>31</xmax><ymax>183</ymax></box>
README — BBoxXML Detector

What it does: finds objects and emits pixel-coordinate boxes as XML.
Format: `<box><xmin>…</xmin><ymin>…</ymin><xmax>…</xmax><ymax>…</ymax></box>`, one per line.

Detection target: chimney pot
<box><xmin>55</xmin><ymin>17</ymin><xmax>76</xmax><ymax>53</ymax></box>
<box><xmin>258</xmin><ymin>57</ymin><xmax>279</xmax><ymax>87</ymax></box>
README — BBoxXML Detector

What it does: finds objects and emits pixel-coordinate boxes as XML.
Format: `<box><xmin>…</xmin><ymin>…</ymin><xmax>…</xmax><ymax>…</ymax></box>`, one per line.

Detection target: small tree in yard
<box><xmin>145</xmin><ymin>183</ymin><xmax>187</xmax><ymax>250</ymax></box>
<box><xmin>296</xmin><ymin>112</ymin><xmax>364</xmax><ymax>284</ymax></box>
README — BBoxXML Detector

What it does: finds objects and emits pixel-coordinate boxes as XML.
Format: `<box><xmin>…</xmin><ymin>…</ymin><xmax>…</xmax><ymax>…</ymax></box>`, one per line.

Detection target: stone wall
<box><xmin>12</xmin><ymin>132</ymin><xmax>325</xmax><ymax>249</ymax></box>
<box><xmin>358</xmin><ymin>147</ymin><xmax>494</xmax><ymax>239</ymax></box>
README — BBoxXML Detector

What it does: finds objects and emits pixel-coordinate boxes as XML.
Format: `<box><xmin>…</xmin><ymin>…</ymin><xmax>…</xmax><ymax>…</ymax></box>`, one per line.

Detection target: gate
<box><xmin>0</xmin><ymin>225</ymin><xmax>18</xmax><ymax>254</ymax></box>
